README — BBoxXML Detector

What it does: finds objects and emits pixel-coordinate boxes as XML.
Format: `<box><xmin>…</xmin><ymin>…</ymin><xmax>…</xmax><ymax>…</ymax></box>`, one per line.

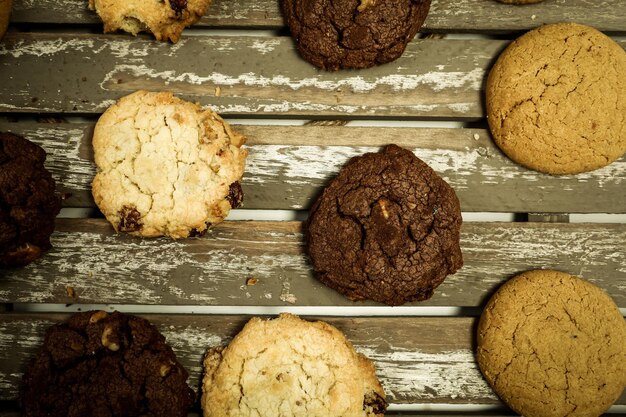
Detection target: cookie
<box><xmin>306</xmin><ymin>144</ymin><xmax>463</xmax><ymax>306</ymax></box>
<box><xmin>281</xmin><ymin>0</ymin><xmax>431</xmax><ymax>70</ymax></box>
<box><xmin>486</xmin><ymin>22</ymin><xmax>626</xmax><ymax>174</ymax></box>
<box><xmin>202</xmin><ymin>313</ymin><xmax>386</xmax><ymax>417</ymax></box>
<box><xmin>477</xmin><ymin>270</ymin><xmax>626</xmax><ymax>417</ymax></box>
<box><xmin>92</xmin><ymin>91</ymin><xmax>247</xmax><ymax>239</ymax></box>
<box><xmin>0</xmin><ymin>0</ymin><xmax>10</xmax><ymax>40</ymax></box>
<box><xmin>21</xmin><ymin>311</ymin><xmax>195</xmax><ymax>417</ymax></box>
<box><xmin>0</xmin><ymin>132</ymin><xmax>61</xmax><ymax>267</ymax></box>
<box><xmin>88</xmin><ymin>0</ymin><xmax>212</xmax><ymax>43</ymax></box>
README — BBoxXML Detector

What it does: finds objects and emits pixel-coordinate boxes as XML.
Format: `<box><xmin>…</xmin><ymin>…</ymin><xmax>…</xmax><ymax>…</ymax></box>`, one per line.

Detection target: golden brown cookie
<box><xmin>92</xmin><ymin>91</ymin><xmax>247</xmax><ymax>239</ymax></box>
<box><xmin>202</xmin><ymin>314</ymin><xmax>387</xmax><ymax>417</ymax></box>
<box><xmin>477</xmin><ymin>270</ymin><xmax>626</xmax><ymax>417</ymax></box>
<box><xmin>88</xmin><ymin>0</ymin><xmax>212</xmax><ymax>43</ymax></box>
<box><xmin>486</xmin><ymin>23</ymin><xmax>626</xmax><ymax>174</ymax></box>
<box><xmin>0</xmin><ymin>0</ymin><xmax>11</xmax><ymax>40</ymax></box>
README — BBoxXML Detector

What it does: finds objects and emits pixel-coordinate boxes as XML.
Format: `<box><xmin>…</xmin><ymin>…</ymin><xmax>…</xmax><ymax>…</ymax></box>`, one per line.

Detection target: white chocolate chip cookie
<box><xmin>88</xmin><ymin>0</ymin><xmax>212</xmax><ymax>43</ymax></box>
<box><xmin>92</xmin><ymin>91</ymin><xmax>247</xmax><ymax>239</ymax></box>
<box><xmin>202</xmin><ymin>314</ymin><xmax>387</xmax><ymax>417</ymax></box>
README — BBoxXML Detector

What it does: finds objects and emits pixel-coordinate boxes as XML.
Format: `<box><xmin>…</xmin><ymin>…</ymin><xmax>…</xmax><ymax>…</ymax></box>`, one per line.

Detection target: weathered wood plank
<box><xmin>10</xmin><ymin>0</ymin><xmax>626</xmax><ymax>33</ymax></box>
<box><xmin>0</xmin><ymin>33</ymin><xmax>493</xmax><ymax>118</ymax></box>
<box><xmin>1</xmin><ymin>220</ymin><xmax>624</xmax><ymax>307</ymax></box>
<box><xmin>1</xmin><ymin>122</ymin><xmax>625</xmax><ymax>213</ymax></box>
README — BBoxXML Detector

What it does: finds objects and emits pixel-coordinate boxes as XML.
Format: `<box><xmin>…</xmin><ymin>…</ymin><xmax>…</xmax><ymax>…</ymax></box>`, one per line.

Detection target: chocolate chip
<box><xmin>169</xmin><ymin>0</ymin><xmax>188</xmax><ymax>15</ymax></box>
<box><xmin>117</xmin><ymin>205</ymin><xmax>142</xmax><ymax>232</ymax></box>
<box><xmin>363</xmin><ymin>391</ymin><xmax>388</xmax><ymax>414</ymax></box>
<box><xmin>226</xmin><ymin>182</ymin><xmax>244</xmax><ymax>209</ymax></box>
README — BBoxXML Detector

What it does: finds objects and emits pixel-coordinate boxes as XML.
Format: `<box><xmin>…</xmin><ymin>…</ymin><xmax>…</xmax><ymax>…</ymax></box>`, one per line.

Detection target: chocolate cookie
<box><xmin>486</xmin><ymin>23</ymin><xmax>626</xmax><ymax>174</ymax></box>
<box><xmin>281</xmin><ymin>0</ymin><xmax>431</xmax><ymax>70</ymax></box>
<box><xmin>92</xmin><ymin>91</ymin><xmax>247</xmax><ymax>239</ymax></box>
<box><xmin>21</xmin><ymin>311</ymin><xmax>195</xmax><ymax>417</ymax></box>
<box><xmin>88</xmin><ymin>0</ymin><xmax>212</xmax><ymax>43</ymax></box>
<box><xmin>0</xmin><ymin>132</ymin><xmax>61</xmax><ymax>268</ymax></box>
<box><xmin>202</xmin><ymin>313</ymin><xmax>386</xmax><ymax>417</ymax></box>
<box><xmin>306</xmin><ymin>144</ymin><xmax>463</xmax><ymax>306</ymax></box>
<box><xmin>477</xmin><ymin>270</ymin><xmax>626</xmax><ymax>417</ymax></box>
<box><xmin>0</xmin><ymin>0</ymin><xmax>11</xmax><ymax>40</ymax></box>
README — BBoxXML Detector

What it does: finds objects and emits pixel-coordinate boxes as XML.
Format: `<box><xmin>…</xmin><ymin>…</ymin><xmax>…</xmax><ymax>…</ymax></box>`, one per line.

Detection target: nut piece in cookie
<box><xmin>92</xmin><ymin>90</ymin><xmax>247</xmax><ymax>239</ymax></box>
<box><xmin>486</xmin><ymin>23</ymin><xmax>626</xmax><ymax>174</ymax></box>
<box><xmin>87</xmin><ymin>0</ymin><xmax>212</xmax><ymax>43</ymax></box>
<box><xmin>202</xmin><ymin>313</ymin><xmax>386</xmax><ymax>417</ymax></box>
<box><xmin>21</xmin><ymin>311</ymin><xmax>195</xmax><ymax>417</ymax></box>
<box><xmin>0</xmin><ymin>132</ymin><xmax>61</xmax><ymax>268</ymax></box>
<box><xmin>477</xmin><ymin>270</ymin><xmax>626</xmax><ymax>417</ymax></box>
<box><xmin>306</xmin><ymin>144</ymin><xmax>463</xmax><ymax>306</ymax></box>
<box><xmin>281</xmin><ymin>0</ymin><xmax>431</xmax><ymax>70</ymax></box>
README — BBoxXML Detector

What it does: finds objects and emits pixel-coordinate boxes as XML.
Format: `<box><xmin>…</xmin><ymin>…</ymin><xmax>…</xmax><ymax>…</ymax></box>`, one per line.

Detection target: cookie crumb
<box><xmin>531</xmin><ymin>14</ymin><xmax>536</xmax><ymax>20</ymax></box>
<box><xmin>473</xmin><ymin>133</ymin><xmax>480</xmax><ymax>140</ymax></box>
<box><xmin>215</xmin><ymin>86</ymin><xmax>221</xmax><ymax>97</ymax></box>
<box><xmin>246</xmin><ymin>277</ymin><xmax>258</xmax><ymax>286</ymax></box>
<box><xmin>66</xmin><ymin>286</ymin><xmax>76</xmax><ymax>299</ymax></box>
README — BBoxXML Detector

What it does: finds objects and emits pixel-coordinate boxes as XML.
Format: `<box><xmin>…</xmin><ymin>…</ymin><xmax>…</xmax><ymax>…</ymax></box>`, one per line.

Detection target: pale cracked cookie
<box><xmin>202</xmin><ymin>314</ymin><xmax>387</xmax><ymax>417</ymax></box>
<box><xmin>92</xmin><ymin>91</ymin><xmax>247</xmax><ymax>239</ymax></box>
<box><xmin>88</xmin><ymin>0</ymin><xmax>212</xmax><ymax>43</ymax></box>
<box><xmin>486</xmin><ymin>23</ymin><xmax>626</xmax><ymax>174</ymax></box>
<box><xmin>477</xmin><ymin>270</ymin><xmax>626</xmax><ymax>417</ymax></box>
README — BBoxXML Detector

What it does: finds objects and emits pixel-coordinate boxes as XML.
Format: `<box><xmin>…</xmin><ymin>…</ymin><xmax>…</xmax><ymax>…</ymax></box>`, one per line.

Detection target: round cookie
<box><xmin>0</xmin><ymin>132</ymin><xmax>61</xmax><ymax>268</ymax></box>
<box><xmin>306</xmin><ymin>144</ymin><xmax>463</xmax><ymax>306</ymax></box>
<box><xmin>281</xmin><ymin>0</ymin><xmax>431</xmax><ymax>70</ymax></box>
<box><xmin>202</xmin><ymin>313</ymin><xmax>386</xmax><ymax>417</ymax></box>
<box><xmin>477</xmin><ymin>270</ymin><xmax>626</xmax><ymax>417</ymax></box>
<box><xmin>486</xmin><ymin>23</ymin><xmax>626</xmax><ymax>174</ymax></box>
<box><xmin>92</xmin><ymin>91</ymin><xmax>247</xmax><ymax>239</ymax></box>
<box><xmin>0</xmin><ymin>0</ymin><xmax>11</xmax><ymax>40</ymax></box>
<box><xmin>21</xmin><ymin>311</ymin><xmax>195</xmax><ymax>417</ymax></box>
<box><xmin>88</xmin><ymin>0</ymin><xmax>212</xmax><ymax>43</ymax></box>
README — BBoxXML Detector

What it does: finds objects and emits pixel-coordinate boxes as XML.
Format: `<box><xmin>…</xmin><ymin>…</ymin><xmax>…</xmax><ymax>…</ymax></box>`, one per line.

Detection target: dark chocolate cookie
<box><xmin>281</xmin><ymin>0</ymin><xmax>431</xmax><ymax>70</ymax></box>
<box><xmin>306</xmin><ymin>144</ymin><xmax>463</xmax><ymax>306</ymax></box>
<box><xmin>0</xmin><ymin>132</ymin><xmax>61</xmax><ymax>267</ymax></box>
<box><xmin>21</xmin><ymin>311</ymin><xmax>195</xmax><ymax>417</ymax></box>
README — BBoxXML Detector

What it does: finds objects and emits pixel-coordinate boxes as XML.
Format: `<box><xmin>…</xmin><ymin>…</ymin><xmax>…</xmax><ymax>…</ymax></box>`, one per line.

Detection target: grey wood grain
<box><xmin>10</xmin><ymin>0</ymin><xmax>626</xmax><ymax>33</ymax></box>
<box><xmin>1</xmin><ymin>122</ymin><xmax>625</xmax><ymax>213</ymax></box>
<box><xmin>0</xmin><ymin>220</ymin><xmax>624</xmax><ymax>307</ymax></box>
<box><xmin>0</xmin><ymin>33</ymin><xmax>495</xmax><ymax>118</ymax></box>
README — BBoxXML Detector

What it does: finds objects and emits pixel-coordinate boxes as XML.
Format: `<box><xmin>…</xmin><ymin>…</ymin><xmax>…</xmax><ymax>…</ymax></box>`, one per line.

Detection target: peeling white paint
<box><xmin>102</xmin><ymin>64</ymin><xmax>483</xmax><ymax>93</ymax></box>
<box><xmin>250</xmin><ymin>39</ymin><xmax>281</xmax><ymax>55</ymax></box>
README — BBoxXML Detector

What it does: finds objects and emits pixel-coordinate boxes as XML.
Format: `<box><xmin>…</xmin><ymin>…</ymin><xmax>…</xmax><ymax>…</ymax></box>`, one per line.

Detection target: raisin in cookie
<box><xmin>281</xmin><ymin>0</ymin><xmax>431</xmax><ymax>70</ymax></box>
<box><xmin>0</xmin><ymin>132</ymin><xmax>61</xmax><ymax>267</ymax></box>
<box><xmin>487</xmin><ymin>23</ymin><xmax>626</xmax><ymax>174</ymax></box>
<box><xmin>306</xmin><ymin>144</ymin><xmax>463</xmax><ymax>306</ymax></box>
<box><xmin>88</xmin><ymin>0</ymin><xmax>212</xmax><ymax>43</ymax></box>
<box><xmin>202</xmin><ymin>313</ymin><xmax>386</xmax><ymax>417</ymax></box>
<box><xmin>477</xmin><ymin>270</ymin><xmax>626</xmax><ymax>417</ymax></box>
<box><xmin>21</xmin><ymin>311</ymin><xmax>195</xmax><ymax>417</ymax></box>
<box><xmin>92</xmin><ymin>91</ymin><xmax>247</xmax><ymax>239</ymax></box>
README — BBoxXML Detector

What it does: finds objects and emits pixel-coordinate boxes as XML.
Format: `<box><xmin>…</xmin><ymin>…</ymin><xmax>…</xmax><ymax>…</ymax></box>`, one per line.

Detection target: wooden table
<box><xmin>1</xmin><ymin>0</ymin><xmax>625</xmax><ymax>415</ymax></box>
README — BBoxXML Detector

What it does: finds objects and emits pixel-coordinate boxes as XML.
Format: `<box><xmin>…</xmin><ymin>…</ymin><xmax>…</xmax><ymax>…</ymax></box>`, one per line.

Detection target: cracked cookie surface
<box><xmin>281</xmin><ymin>0</ymin><xmax>431</xmax><ymax>70</ymax></box>
<box><xmin>477</xmin><ymin>270</ymin><xmax>626</xmax><ymax>417</ymax></box>
<box><xmin>486</xmin><ymin>22</ymin><xmax>626</xmax><ymax>174</ymax></box>
<box><xmin>306</xmin><ymin>144</ymin><xmax>463</xmax><ymax>306</ymax></box>
<box><xmin>202</xmin><ymin>313</ymin><xmax>386</xmax><ymax>417</ymax></box>
<box><xmin>88</xmin><ymin>0</ymin><xmax>212</xmax><ymax>43</ymax></box>
<box><xmin>0</xmin><ymin>132</ymin><xmax>61</xmax><ymax>267</ymax></box>
<box><xmin>21</xmin><ymin>311</ymin><xmax>195</xmax><ymax>417</ymax></box>
<box><xmin>92</xmin><ymin>91</ymin><xmax>247</xmax><ymax>239</ymax></box>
